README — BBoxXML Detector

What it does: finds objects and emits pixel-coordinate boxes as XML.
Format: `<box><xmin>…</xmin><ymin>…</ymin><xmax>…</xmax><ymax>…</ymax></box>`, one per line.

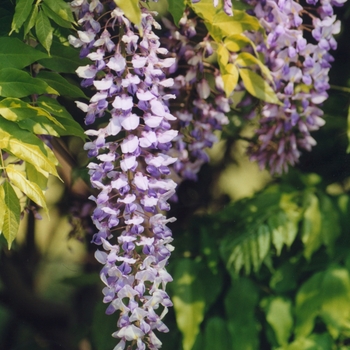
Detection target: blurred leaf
<box><xmin>0</xmin><ymin>68</ymin><xmax>58</xmax><ymax>98</ymax></box>
<box><xmin>2</xmin><ymin>181</ymin><xmax>21</xmax><ymax>249</ymax></box>
<box><xmin>10</xmin><ymin>0</ymin><xmax>34</xmax><ymax>34</ymax></box>
<box><xmin>225</xmin><ymin>277</ymin><xmax>259</xmax><ymax>350</ymax></box>
<box><xmin>224</xmin><ymin>34</ymin><xmax>256</xmax><ymax>52</ymax></box>
<box><xmin>295</xmin><ymin>266</ymin><xmax>350</xmax><ymax>339</ymax></box>
<box><xmin>270</xmin><ymin>260</ymin><xmax>297</xmax><ymax>293</ymax></box>
<box><xmin>61</xmin><ymin>273</ymin><xmax>99</xmax><ymax>287</ymax></box>
<box><xmin>263</xmin><ymin>297</ymin><xmax>293</xmax><ymax>346</ymax></box>
<box><xmin>203</xmin><ymin>317</ymin><xmax>231</xmax><ymax>350</ymax></box>
<box><xmin>26</xmin><ymin>162</ymin><xmax>48</xmax><ymax>190</ymax></box>
<box><xmin>114</xmin><ymin>0</ymin><xmax>141</xmax><ymax>29</ymax></box>
<box><xmin>171</xmin><ymin>258</ymin><xmax>205</xmax><ymax>350</ymax></box>
<box><xmin>0</xmin><ymin>185</ymin><xmax>5</xmax><ymax>236</ymax></box>
<box><xmin>36</xmin><ymin>71</ymin><xmax>87</xmax><ymax>98</ymax></box>
<box><xmin>239</xmin><ymin>68</ymin><xmax>281</xmax><ymax>105</ymax></box>
<box><xmin>277</xmin><ymin>333</ymin><xmax>332</xmax><ymax>350</ymax></box>
<box><xmin>0</xmin><ymin>37</ymin><xmax>48</xmax><ymax>69</ymax></box>
<box><xmin>6</xmin><ymin>164</ymin><xmax>48</xmax><ymax>214</ymax></box>
<box><xmin>222</xmin><ymin>64</ymin><xmax>239</xmax><ymax>97</ymax></box>
<box><xmin>168</xmin><ymin>0</ymin><xmax>185</xmax><ymax>25</ymax></box>
<box><xmin>35</xmin><ymin>10</ymin><xmax>53</xmax><ymax>54</ymax></box>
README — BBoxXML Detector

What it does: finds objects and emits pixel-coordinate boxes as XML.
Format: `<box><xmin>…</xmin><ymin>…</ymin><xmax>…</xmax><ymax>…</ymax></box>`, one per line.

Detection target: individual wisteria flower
<box><xmin>70</xmin><ymin>1</ymin><xmax>178</xmax><ymax>349</ymax></box>
<box><xmin>243</xmin><ymin>0</ymin><xmax>345</xmax><ymax>174</ymax></box>
<box><xmin>162</xmin><ymin>11</ymin><xmax>229</xmax><ymax>183</ymax></box>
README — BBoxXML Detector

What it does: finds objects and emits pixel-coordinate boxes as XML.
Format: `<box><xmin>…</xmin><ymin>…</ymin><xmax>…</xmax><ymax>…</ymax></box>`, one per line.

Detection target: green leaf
<box><xmin>2</xmin><ymin>181</ymin><xmax>21</xmax><ymax>249</ymax></box>
<box><xmin>0</xmin><ymin>118</ymin><xmax>59</xmax><ymax>177</ymax></box>
<box><xmin>295</xmin><ymin>267</ymin><xmax>350</xmax><ymax>339</ymax></box>
<box><xmin>26</xmin><ymin>162</ymin><xmax>48</xmax><ymax>191</ymax></box>
<box><xmin>239</xmin><ymin>69</ymin><xmax>281</xmax><ymax>105</ymax></box>
<box><xmin>168</xmin><ymin>0</ymin><xmax>186</xmax><ymax>25</ymax></box>
<box><xmin>236</xmin><ymin>52</ymin><xmax>273</xmax><ymax>82</ymax></box>
<box><xmin>0</xmin><ymin>185</ymin><xmax>5</xmax><ymax>237</ymax></box>
<box><xmin>263</xmin><ymin>297</ymin><xmax>293</xmax><ymax>346</ymax></box>
<box><xmin>278</xmin><ymin>334</ymin><xmax>333</xmax><ymax>350</ymax></box>
<box><xmin>36</xmin><ymin>71</ymin><xmax>87</xmax><ymax>98</ymax></box>
<box><xmin>217</xmin><ymin>43</ymin><xmax>229</xmax><ymax>67</ymax></box>
<box><xmin>114</xmin><ymin>0</ymin><xmax>142</xmax><ymax>29</ymax></box>
<box><xmin>171</xmin><ymin>259</ymin><xmax>205</xmax><ymax>350</ymax></box>
<box><xmin>37</xmin><ymin>40</ymin><xmax>90</xmax><ymax>73</ymax></box>
<box><xmin>0</xmin><ymin>37</ymin><xmax>48</xmax><ymax>69</ymax></box>
<box><xmin>36</xmin><ymin>96</ymin><xmax>86</xmax><ymax>139</ymax></box>
<box><xmin>225</xmin><ymin>278</ymin><xmax>259</xmax><ymax>350</ymax></box>
<box><xmin>0</xmin><ymin>98</ymin><xmax>64</xmax><ymax>136</ymax></box>
<box><xmin>203</xmin><ymin>317</ymin><xmax>231</xmax><ymax>350</ymax></box>
<box><xmin>0</xmin><ymin>68</ymin><xmax>58</xmax><ymax>98</ymax></box>
<box><xmin>42</xmin><ymin>0</ymin><xmax>74</xmax><ymax>26</ymax></box>
<box><xmin>10</xmin><ymin>0</ymin><xmax>34</xmax><ymax>34</ymax></box>
<box><xmin>35</xmin><ymin>10</ymin><xmax>53</xmax><ymax>54</ymax></box>
<box><xmin>224</xmin><ymin>34</ymin><xmax>256</xmax><ymax>52</ymax></box>
<box><xmin>301</xmin><ymin>191</ymin><xmax>322</xmax><ymax>260</ymax></box>
<box><xmin>23</xmin><ymin>3</ymin><xmax>39</xmax><ymax>37</ymax></box>
<box><xmin>6</xmin><ymin>164</ymin><xmax>48</xmax><ymax>214</ymax></box>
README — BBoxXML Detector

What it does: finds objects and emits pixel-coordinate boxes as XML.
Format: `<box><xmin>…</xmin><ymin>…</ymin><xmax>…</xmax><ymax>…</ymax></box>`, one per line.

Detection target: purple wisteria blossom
<box><xmin>70</xmin><ymin>1</ymin><xmax>178</xmax><ymax>349</ymax></box>
<box><xmin>162</xmin><ymin>11</ymin><xmax>229</xmax><ymax>183</ymax></box>
<box><xmin>243</xmin><ymin>0</ymin><xmax>345</xmax><ymax>174</ymax></box>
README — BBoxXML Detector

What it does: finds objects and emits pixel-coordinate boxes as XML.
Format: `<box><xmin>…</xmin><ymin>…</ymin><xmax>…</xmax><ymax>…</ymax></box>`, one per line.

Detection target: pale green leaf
<box><xmin>190</xmin><ymin>0</ymin><xmax>215</xmax><ymax>23</ymax></box>
<box><xmin>239</xmin><ymin>69</ymin><xmax>281</xmax><ymax>105</ymax></box>
<box><xmin>6</xmin><ymin>164</ymin><xmax>48</xmax><ymax>214</ymax></box>
<box><xmin>43</xmin><ymin>0</ymin><xmax>74</xmax><ymax>25</ymax></box>
<box><xmin>217</xmin><ymin>43</ymin><xmax>229</xmax><ymax>67</ymax></box>
<box><xmin>37</xmin><ymin>40</ymin><xmax>90</xmax><ymax>73</ymax></box>
<box><xmin>0</xmin><ymin>118</ymin><xmax>59</xmax><ymax>177</ymax></box>
<box><xmin>236</xmin><ymin>52</ymin><xmax>273</xmax><ymax>82</ymax></box>
<box><xmin>2</xmin><ymin>181</ymin><xmax>21</xmax><ymax>249</ymax></box>
<box><xmin>171</xmin><ymin>259</ymin><xmax>205</xmax><ymax>350</ymax></box>
<box><xmin>263</xmin><ymin>297</ymin><xmax>293</xmax><ymax>346</ymax></box>
<box><xmin>26</xmin><ymin>162</ymin><xmax>48</xmax><ymax>191</ymax></box>
<box><xmin>224</xmin><ymin>34</ymin><xmax>256</xmax><ymax>52</ymax></box>
<box><xmin>0</xmin><ymin>68</ymin><xmax>58</xmax><ymax>98</ymax></box>
<box><xmin>0</xmin><ymin>37</ymin><xmax>48</xmax><ymax>70</ymax></box>
<box><xmin>35</xmin><ymin>10</ymin><xmax>53</xmax><ymax>54</ymax></box>
<box><xmin>23</xmin><ymin>3</ymin><xmax>39</xmax><ymax>37</ymax></box>
<box><xmin>222</xmin><ymin>63</ymin><xmax>239</xmax><ymax>97</ymax></box>
<box><xmin>301</xmin><ymin>191</ymin><xmax>322</xmax><ymax>260</ymax></box>
<box><xmin>167</xmin><ymin>0</ymin><xmax>185</xmax><ymax>25</ymax></box>
<box><xmin>36</xmin><ymin>71</ymin><xmax>87</xmax><ymax>98</ymax></box>
<box><xmin>10</xmin><ymin>0</ymin><xmax>34</xmax><ymax>34</ymax></box>
<box><xmin>0</xmin><ymin>185</ymin><xmax>5</xmax><ymax>236</ymax></box>
<box><xmin>36</xmin><ymin>96</ymin><xmax>86</xmax><ymax>139</ymax></box>
<box><xmin>114</xmin><ymin>0</ymin><xmax>142</xmax><ymax>29</ymax></box>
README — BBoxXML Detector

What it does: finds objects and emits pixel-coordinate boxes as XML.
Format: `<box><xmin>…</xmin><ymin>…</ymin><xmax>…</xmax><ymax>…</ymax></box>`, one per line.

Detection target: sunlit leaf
<box><xmin>35</xmin><ymin>10</ymin><xmax>53</xmax><ymax>54</ymax></box>
<box><xmin>114</xmin><ymin>0</ymin><xmax>142</xmax><ymax>29</ymax></box>
<box><xmin>6</xmin><ymin>164</ymin><xmax>48</xmax><ymax>214</ymax></box>
<box><xmin>222</xmin><ymin>64</ymin><xmax>239</xmax><ymax>97</ymax></box>
<box><xmin>224</xmin><ymin>34</ymin><xmax>256</xmax><ymax>52</ymax></box>
<box><xmin>239</xmin><ymin>69</ymin><xmax>281</xmax><ymax>105</ymax></box>
<box><xmin>236</xmin><ymin>52</ymin><xmax>273</xmax><ymax>82</ymax></box>
<box><xmin>10</xmin><ymin>0</ymin><xmax>34</xmax><ymax>34</ymax></box>
<box><xmin>2</xmin><ymin>181</ymin><xmax>21</xmax><ymax>249</ymax></box>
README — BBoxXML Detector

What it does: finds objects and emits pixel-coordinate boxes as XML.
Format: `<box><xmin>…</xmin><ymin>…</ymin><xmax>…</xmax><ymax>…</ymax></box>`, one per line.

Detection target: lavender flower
<box><xmin>70</xmin><ymin>1</ymin><xmax>178</xmax><ymax>348</ymax></box>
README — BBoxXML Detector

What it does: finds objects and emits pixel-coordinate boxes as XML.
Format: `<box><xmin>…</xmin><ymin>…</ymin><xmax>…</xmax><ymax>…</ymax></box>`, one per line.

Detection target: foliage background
<box><xmin>0</xmin><ymin>0</ymin><xmax>350</xmax><ymax>349</ymax></box>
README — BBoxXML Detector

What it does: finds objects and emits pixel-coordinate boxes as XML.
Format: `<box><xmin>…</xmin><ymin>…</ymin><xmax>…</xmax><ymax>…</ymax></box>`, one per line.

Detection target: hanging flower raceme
<box><xmin>70</xmin><ymin>1</ymin><xmax>177</xmax><ymax>349</ymax></box>
<box><xmin>162</xmin><ymin>11</ymin><xmax>229</xmax><ymax>183</ymax></box>
<box><xmin>243</xmin><ymin>0</ymin><xmax>346</xmax><ymax>174</ymax></box>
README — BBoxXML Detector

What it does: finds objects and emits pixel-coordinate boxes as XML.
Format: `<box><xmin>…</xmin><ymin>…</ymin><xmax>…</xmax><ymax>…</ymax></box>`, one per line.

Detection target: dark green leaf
<box><xmin>0</xmin><ymin>37</ymin><xmax>48</xmax><ymax>69</ymax></box>
<box><xmin>35</xmin><ymin>10</ymin><xmax>53</xmax><ymax>54</ymax></box>
<box><xmin>23</xmin><ymin>3</ymin><xmax>39</xmax><ymax>37</ymax></box>
<box><xmin>0</xmin><ymin>68</ymin><xmax>57</xmax><ymax>98</ymax></box>
<box><xmin>168</xmin><ymin>0</ymin><xmax>186</xmax><ymax>25</ymax></box>
<box><xmin>10</xmin><ymin>0</ymin><xmax>34</xmax><ymax>34</ymax></box>
<box><xmin>36</xmin><ymin>71</ymin><xmax>87</xmax><ymax>98</ymax></box>
<box><xmin>203</xmin><ymin>317</ymin><xmax>231</xmax><ymax>350</ymax></box>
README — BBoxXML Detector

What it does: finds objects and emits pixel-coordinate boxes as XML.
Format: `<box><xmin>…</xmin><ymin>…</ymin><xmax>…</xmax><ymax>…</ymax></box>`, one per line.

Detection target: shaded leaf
<box><xmin>0</xmin><ymin>37</ymin><xmax>48</xmax><ymax>69</ymax></box>
<box><xmin>0</xmin><ymin>68</ymin><xmax>58</xmax><ymax>98</ymax></box>
<box><xmin>6</xmin><ymin>164</ymin><xmax>48</xmax><ymax>214</ymax></box>
<box><xmin>35</xmin><ymin>10</ymin><xmax>53</xmax><ymax>54</ymax></box>
<box><xmin>10</xmin><ymin>0</ymin><xmax>34</xmax><ymax>34</ymax></box>
<box><xmin>0</xmin><ymin>185</ymin><xmax>5</xmax><ymax>237</ymax></box>
<box><xmin>2</xmin><ymin>181</ymin><xmax>21</xmax><ymax>249</ymax></box>
<box><xmin>36</xmin><ymin>71</ymin><xmax>87</xmax><ymax>98</ymax></box>
<box><xmin>203</xmin><ymin>317</ymin><xmax>231</xmax><ymax>350</ymax></box>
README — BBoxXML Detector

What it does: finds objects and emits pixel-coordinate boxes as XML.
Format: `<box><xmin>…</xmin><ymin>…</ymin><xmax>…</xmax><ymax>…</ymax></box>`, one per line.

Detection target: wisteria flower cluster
<box><xmin>69</xmin><ymin>0</ymin><xmax>179</xmax><ymax>348</ymax></box>
<box><xmin>243</xmin><ymin>0</ymin><xmax>345</xmax><ymax>174</ymax></box>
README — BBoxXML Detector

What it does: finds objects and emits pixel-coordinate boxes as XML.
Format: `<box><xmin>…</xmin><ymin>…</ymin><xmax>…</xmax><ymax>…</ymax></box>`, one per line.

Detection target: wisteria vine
<box><xmin>68</xmin><ymin>0</ymin><xmax>345</xmax><ymax>348</ymax></box>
